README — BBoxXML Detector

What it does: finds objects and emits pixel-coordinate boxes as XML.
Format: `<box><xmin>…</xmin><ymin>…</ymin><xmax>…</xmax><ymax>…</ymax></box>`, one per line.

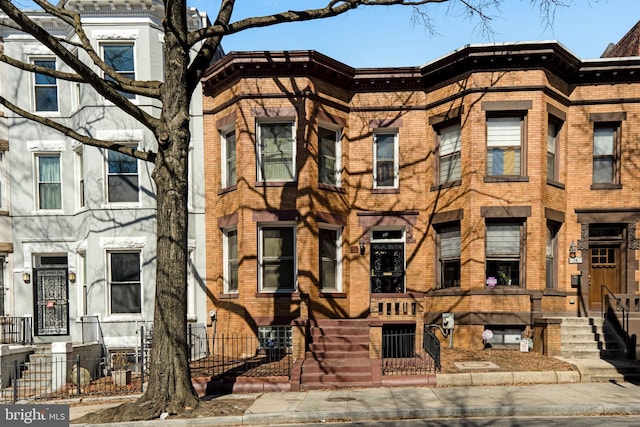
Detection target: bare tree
<box><xmin>0</xmin><ymin>0</ymin><xmax>568</xmax><ymax>421</ymax></box>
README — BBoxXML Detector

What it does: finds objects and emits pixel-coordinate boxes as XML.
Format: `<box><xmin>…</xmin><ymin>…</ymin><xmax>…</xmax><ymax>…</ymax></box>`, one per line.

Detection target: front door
<box><xmin>588</xmin><ymin>245</ymin><xmax>621</xmax><ymax>311</ymax></box>
<box><xmin>370</xmin><ymin>242</ymin><xmax>404</xmax><ymax>293</ymax></box>
<box><xmin>33</xmin><ymin>268</ymin><xmax>69</xmax><ymax>336</ymax></box>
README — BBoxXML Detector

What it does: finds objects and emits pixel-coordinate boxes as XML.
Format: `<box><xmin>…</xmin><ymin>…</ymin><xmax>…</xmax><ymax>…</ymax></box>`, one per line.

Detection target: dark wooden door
<box><xmin>589</xmin><ymin>246</ymin><xmax>621</xmax><ymax>310</ymax></box>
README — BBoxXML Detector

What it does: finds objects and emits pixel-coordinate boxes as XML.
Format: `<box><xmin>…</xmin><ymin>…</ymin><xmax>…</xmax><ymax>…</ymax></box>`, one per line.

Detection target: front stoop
<box><xmin>559</xmin><ymin>317</ymin><xmax>640</xmax><ymax>382</ymax></box>
<box><xmin>297</xmin><ymin>319</ymin><xmax>436</xmax><ymax>391</ymax></box>
<box><xmin>300</xmin><ymin>319</ymin><xmax>373</xmax><ymax>390</ymax></box>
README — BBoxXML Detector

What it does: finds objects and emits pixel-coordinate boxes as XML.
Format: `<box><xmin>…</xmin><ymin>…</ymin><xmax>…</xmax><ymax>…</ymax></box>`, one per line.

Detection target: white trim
<box><xmin>92</xmin><ymin>29</ymin><xmax>139</xmax><ymax>40</ymax></box>
<box><xmin>373</xmin><ymin>130</ymin><xmax>399</xmax><ymax>189</ymax></box>
<box><xmin>256</xmin><ymin>120</ymin><xmax>296</xmax><ymax>182</ymax></box>
<box><xmin>222</xmin><ymin>227</ymin><xmax>238</xmax><ymax>294</ymax></box>
<box><xmin>318</xmin><ymin>225</ymin><xmax>342</xmax><ymax>292</ymax></box>
<box><xmin>99</xmin><ymin>236</ymin><xmax>146</xmax><ymax>249</ymax></box>
<box><xmin>27</xmin><ymin>140</ymin><xmax>65</xmax><ymax>152</ymax></box>
<box><xmin>318</xmin><ymin>124</ymin><xmax>342</xmax><ymax>187</ymax></box>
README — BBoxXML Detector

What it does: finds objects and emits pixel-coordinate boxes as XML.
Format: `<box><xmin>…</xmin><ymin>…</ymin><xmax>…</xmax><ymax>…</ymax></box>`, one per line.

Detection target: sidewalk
<box><xmin>68</xmin><ymin>358</ymin><xmax>640</xmax><ymax>426</ymax></box>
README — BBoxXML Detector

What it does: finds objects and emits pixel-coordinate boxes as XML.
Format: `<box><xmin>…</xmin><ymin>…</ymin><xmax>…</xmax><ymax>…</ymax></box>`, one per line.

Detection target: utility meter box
<box><xmin>442</xmin><ymin>313</ymin><xmax>454</xmax><ymax>330</ymax></box>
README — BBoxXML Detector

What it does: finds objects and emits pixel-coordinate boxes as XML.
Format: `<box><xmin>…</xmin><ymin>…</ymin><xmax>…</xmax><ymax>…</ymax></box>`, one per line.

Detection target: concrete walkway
<box><xmin>66</xmin><ymin>357</ymin><xmax>640</xmax><ymax>426</ymax></box>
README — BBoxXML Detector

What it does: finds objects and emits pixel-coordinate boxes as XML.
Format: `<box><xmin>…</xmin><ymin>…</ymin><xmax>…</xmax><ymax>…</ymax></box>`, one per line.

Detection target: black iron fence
<box><xmin>381</xmin><ymin>326</ymin><xmax>438</xmax><ymax>376</ymax></box>
<box><xmin>189</xmin><ymin>333</ymin><xmax>292</xmax><ymax>380</ymax></box>
<box><xmin>0</xmin><ymin>354</ymin><xmax>143</xmax><ymax>404</ymax></box>
<box><xmin>0</xmin><ymin>317</ymin><xmax>33</xmax><ymax>345</ymax></box>
<box><xmin>0</xmin><ymin>331</ymin><xmax>291</xmax><ymax>403</ymax></box>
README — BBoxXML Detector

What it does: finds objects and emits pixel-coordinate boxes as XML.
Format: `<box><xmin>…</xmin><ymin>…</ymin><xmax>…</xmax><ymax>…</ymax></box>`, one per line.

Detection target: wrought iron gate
<box><xmin>370</xmin><ymin>242</ymin><xmax>404</xmax><ymax>293</ymax></box>
<box><xmin>33</xmin><ymin>268</ymin><xmax>69</xmax><ymax>336</ymax></box>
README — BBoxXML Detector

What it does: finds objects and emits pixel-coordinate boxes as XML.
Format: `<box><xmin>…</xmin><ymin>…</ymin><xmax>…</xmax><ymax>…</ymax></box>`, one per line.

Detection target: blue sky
<box><xmin>191</xmin><ymin>0</ymin><xmax>640</xmax><ymax>67</ymax></box>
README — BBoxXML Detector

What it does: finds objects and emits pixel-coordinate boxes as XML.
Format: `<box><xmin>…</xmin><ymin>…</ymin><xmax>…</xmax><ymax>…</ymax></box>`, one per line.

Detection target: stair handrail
<box><xmin>81</xmin><ymin>315</ymin><xmax>108</xmax><ymax>359</ymax></box>
<box><xmin>600</xmin><ymin>284</ymin><xmax>629</xmax><ymax>355</ymax></box>
<box><xmin>423</xmin><ymin>325</ymin><xmax>441</xmax><ymax>372</ymax></box>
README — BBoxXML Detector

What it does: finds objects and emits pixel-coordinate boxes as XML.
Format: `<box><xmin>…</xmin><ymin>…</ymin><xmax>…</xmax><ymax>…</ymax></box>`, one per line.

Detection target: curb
<box><xmin>436</xmin><ymin>370</ymin><xmax>581</xmax><ymax>387</ymax></box>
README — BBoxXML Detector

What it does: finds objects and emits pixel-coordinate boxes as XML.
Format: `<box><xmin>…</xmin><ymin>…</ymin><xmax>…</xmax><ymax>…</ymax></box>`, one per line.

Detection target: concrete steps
<box><xmin>560</xmin><ymin>317</ymin><xmax>626</xmax><ymax>359</ymax></box>
<box><xmin>301</xmin><ymin>319</ymin><xmax>373</xmax><ymax>390</ymax></box>
<box><xmin>559</xmin><ymin>317</ymin><xmax>640</xmax><ymax>382</ymax></box>
<box><xmin>0</xmin><ymin>345</ymin><xmax>53</xmax><ymax>400</ymax></box>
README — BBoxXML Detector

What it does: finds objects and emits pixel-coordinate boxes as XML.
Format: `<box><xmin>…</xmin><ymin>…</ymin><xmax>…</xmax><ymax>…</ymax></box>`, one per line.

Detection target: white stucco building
<box><xmin>0</xmin><ymin>0</ymin><xmax>216</xmax><ymax>352</ymax></box>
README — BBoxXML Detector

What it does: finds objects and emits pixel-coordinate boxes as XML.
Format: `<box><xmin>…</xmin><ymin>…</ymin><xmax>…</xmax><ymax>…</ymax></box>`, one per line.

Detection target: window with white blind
<box><xmin>318</xmin><ymin>126</ymin><xmax>341</xmax><ymax>186</ymax></box>
<box><xmin>223</xmin><ymin>228</ymin><xmax>238</xmax><ymax>293</ymax></box>
<box><xmin>37</xmin><ymin>154</ymin><xmax>62</xmax><ymax>210</ymax></box>
<box><xmin>486</xmin><ymin>116</ymin><xmax>522</xmax><ymax>176</ymax></box>
<box><xmin>593</xmin><ymin>124</ymin><xmax>619</xmax><ymax>184</ymax></box>
<box><xmin>373</xmin><ymin>131</ymin><xmax>398</xmax><ymax>188</ymax></box>
<box><xmin>437</xmin><ymin>123</ymin><xmax>462</xmax><ymax>184</ymax></box>
<box><xmin>547</xmin><ymin>120</ymin><xmax>560</xmax><ymax>182</ymax></box>
<box><xmin>485</xmin><ymin>222</ymin><xmax>522</xmax><ymax>286</ymax></box>
<box><xmin>437</xmin><ymin>223</ymin><xmax>460</xmax><ymax>288</ymax></box>
<box><xmin>257</xmin><ymin>122</ymin><xmax>295</xmax><ymax>182</ymax></box>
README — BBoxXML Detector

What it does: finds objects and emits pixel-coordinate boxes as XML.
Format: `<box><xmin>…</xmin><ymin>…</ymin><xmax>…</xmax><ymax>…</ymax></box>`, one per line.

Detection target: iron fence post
<box><xmin>76</xmin><ymin>354</ymin><xmax>81</xmax><ymax>396</ymax></box>
<box><xmin>140</xmin><ymin>325</ymin><xmax>144</xmax><ymax>392</ymax></box>
<box><xmin>12</xmin><ymin>359</ymin><xmax>18</xmax><ymax>404</ymax></box>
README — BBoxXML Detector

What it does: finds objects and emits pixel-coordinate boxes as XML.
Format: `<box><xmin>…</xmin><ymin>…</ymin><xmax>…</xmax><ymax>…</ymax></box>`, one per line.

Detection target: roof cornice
<box><xmin>203</xmin><ymin>41</ymin><xmax>640</xmax><ymax>95</ymax></box>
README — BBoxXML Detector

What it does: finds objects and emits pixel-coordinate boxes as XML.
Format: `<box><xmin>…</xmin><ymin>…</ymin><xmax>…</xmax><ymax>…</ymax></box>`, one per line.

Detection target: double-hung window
<box><xmin>546</xmin><ymin>222</ymin><xmax>559</xmax><ymax>289</ymax></box>
<box><xmin>221</xmin><ymin>129</ymin><xmax>236</xmax><ymax>188</ymax></box>
<box><xmin>319</xmin><ymin>227</ymin><xmax>341</xmax><ymax>291</ymax></box>
<box><xmin>547</xmin><ymin>120</ymin><xmax>560</xmax><ymax>182</ymax></box>
<box><xmin>257</xmin><ymin>122</ymin><xmax>295</xmax><ymax>181</ymax></box>
<box><xmin>223</xmin><ymin>229</ymin><xmax>238</xmax><ymax>293</ymax></box>
<box><xmin>33</xmin><ymin>59</ymin><xmax>58</xmax><ymax>112</ymax></box>
<box><xmin>373</xmin><ymin>131</ymin><xmax>398</xmax><ymax>188</ymax></box>
<box><xmin>37</xmin><ymin>154</ymin><xmax>62</xmax><ymax>210</ymax></box>
<box><xmin>437</xmin><ymin>223</ymin><xmax>461</xmax><ymax>288</ymax></box>
<box><xmin>486</xmin><ymin>222</ymin><xmax>522</xmax><ymax>286</ymax></box>
<box><xmin>487</xmin><ymin>116</ymin><xmax>523</xmax><ymax>176</ymax></box>
<box><xmin>259</xmin><ymin>225</ymin><xmax>296</xmax><ymax>292</ymax></box>
<box><xmin>593</xmin><ymin>123</ymin><xmax>620</xmax><ymax>185</ymax></box>
<box><xmin>108</xmin><ymin>251</ymin><xmax>141</xmax><ymax>314</ymax></box>
<box><xmin>318</xmin><ymin>126</ymin><xmax>341</xmax><ymax>186</ymax></box>
<box><xmin>437</xmin><ymin>123</ymin><xmax>462</xmax><ymax>185</ymax></box>
<box><xmin>107</xmin><ymin>149</ymin><xmax>139</xmax><ymax>203</ymax></box>
<box><xmin>102</xmin><ymin>43</ymin><xmax>135</xmax><ymax>99</ymax></box>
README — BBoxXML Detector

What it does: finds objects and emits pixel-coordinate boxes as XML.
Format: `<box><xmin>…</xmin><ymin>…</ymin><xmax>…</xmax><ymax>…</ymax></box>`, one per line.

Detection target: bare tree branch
<box><xmin>0</xmin><ymin>94</ymin><xmax>156</xmax><ymax>163</ymax></box>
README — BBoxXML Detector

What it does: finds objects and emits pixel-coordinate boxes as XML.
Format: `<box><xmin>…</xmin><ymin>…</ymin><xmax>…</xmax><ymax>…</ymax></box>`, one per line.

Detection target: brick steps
<box><xmin>300</xmin><ymin>319</ymin><xmax>373</xmax><ymax>390</ymax></box>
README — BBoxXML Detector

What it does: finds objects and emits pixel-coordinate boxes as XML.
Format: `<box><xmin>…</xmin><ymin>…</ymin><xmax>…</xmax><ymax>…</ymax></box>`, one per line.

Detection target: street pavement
<box><xmin>66</xmin><ymin>358</ymin><xmax>640</xmax><ymax>426</ymax></box>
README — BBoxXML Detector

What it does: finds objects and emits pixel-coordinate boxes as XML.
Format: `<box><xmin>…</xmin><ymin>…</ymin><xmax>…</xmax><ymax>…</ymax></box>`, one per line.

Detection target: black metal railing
<box><xmin>423</xmin><ymin>326</ymin><xmax>441</xmax><ymax>372</ymax></box>
<box><xmin>0</xmin><ymin>317</ymin><xmax>33</xmax><ymax>345</ymax></box>
<box><xmin>81</xmin><ymin>315</ymin><xmax>108</xmax><ymax>358</ymax></box>
<box><xmin>380</xmin><ymin>326</ymin><xmax>437</xmax><ymax>376</ymax></box>
<box><xmin>1</xmin><ymin>354</ymin><xmax>143</xmax><ymax>404</ymax></box>
<box><xmin>189</xmin><ymin>333</ymin><xmax>292</xmax><ymax>379</ymax></box>
<box><xmin>601</xmin><ymin>284</ymin><xmax>631</xmax><ymax>356</ymax></box>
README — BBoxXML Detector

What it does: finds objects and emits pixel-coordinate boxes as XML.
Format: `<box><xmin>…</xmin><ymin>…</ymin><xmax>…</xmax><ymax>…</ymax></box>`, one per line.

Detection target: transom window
<box><xmin>102</xmin><ymin>43</ymin><xmax>135</xmax><ymax>99</ymax></box>
<box><xmin>486</xmin><ymin>222</ymin><xmax>523</xmax><ymax>287</ymax></box>
<box><xmin>108</xmin><ymin>251</ymin><xmax>141</xmax><ymax>314</ymax></box>
<box><xmin>107</xmin><ymin>149</ymin><xmax>139</xmax><ymax>203</ymax></box>
<box><xmin>373</xmin><ymin>131</ymin><xmax>398</xmax><ymax>188</ymax></box>
<box><xmin>259</xmin><ymin>225</ymin><xmax>296</xmax><ymax>292</ymax></box>
<box><xmin>33</xmin><ymin>59</ymin><xmax>58</xmax><ymax>112</ymax></box>
<box><xmin>318</xmin><ymin>126</ymin><xmax>341</xmax><ymax>186</ymax></box>
<box><xmin>257</xmin><ymin>122</ymin><xmax>295</xmax><ymax>182</ymax></box>
<box><xmin>37</xmin><ymin>154</ymin><xmax>62</xmax><ymax>210</ymax></box>
<box><xmin>486</xmin><ymin>116</ymin><xmax>523</xmax><ymax>176</ymax></box>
